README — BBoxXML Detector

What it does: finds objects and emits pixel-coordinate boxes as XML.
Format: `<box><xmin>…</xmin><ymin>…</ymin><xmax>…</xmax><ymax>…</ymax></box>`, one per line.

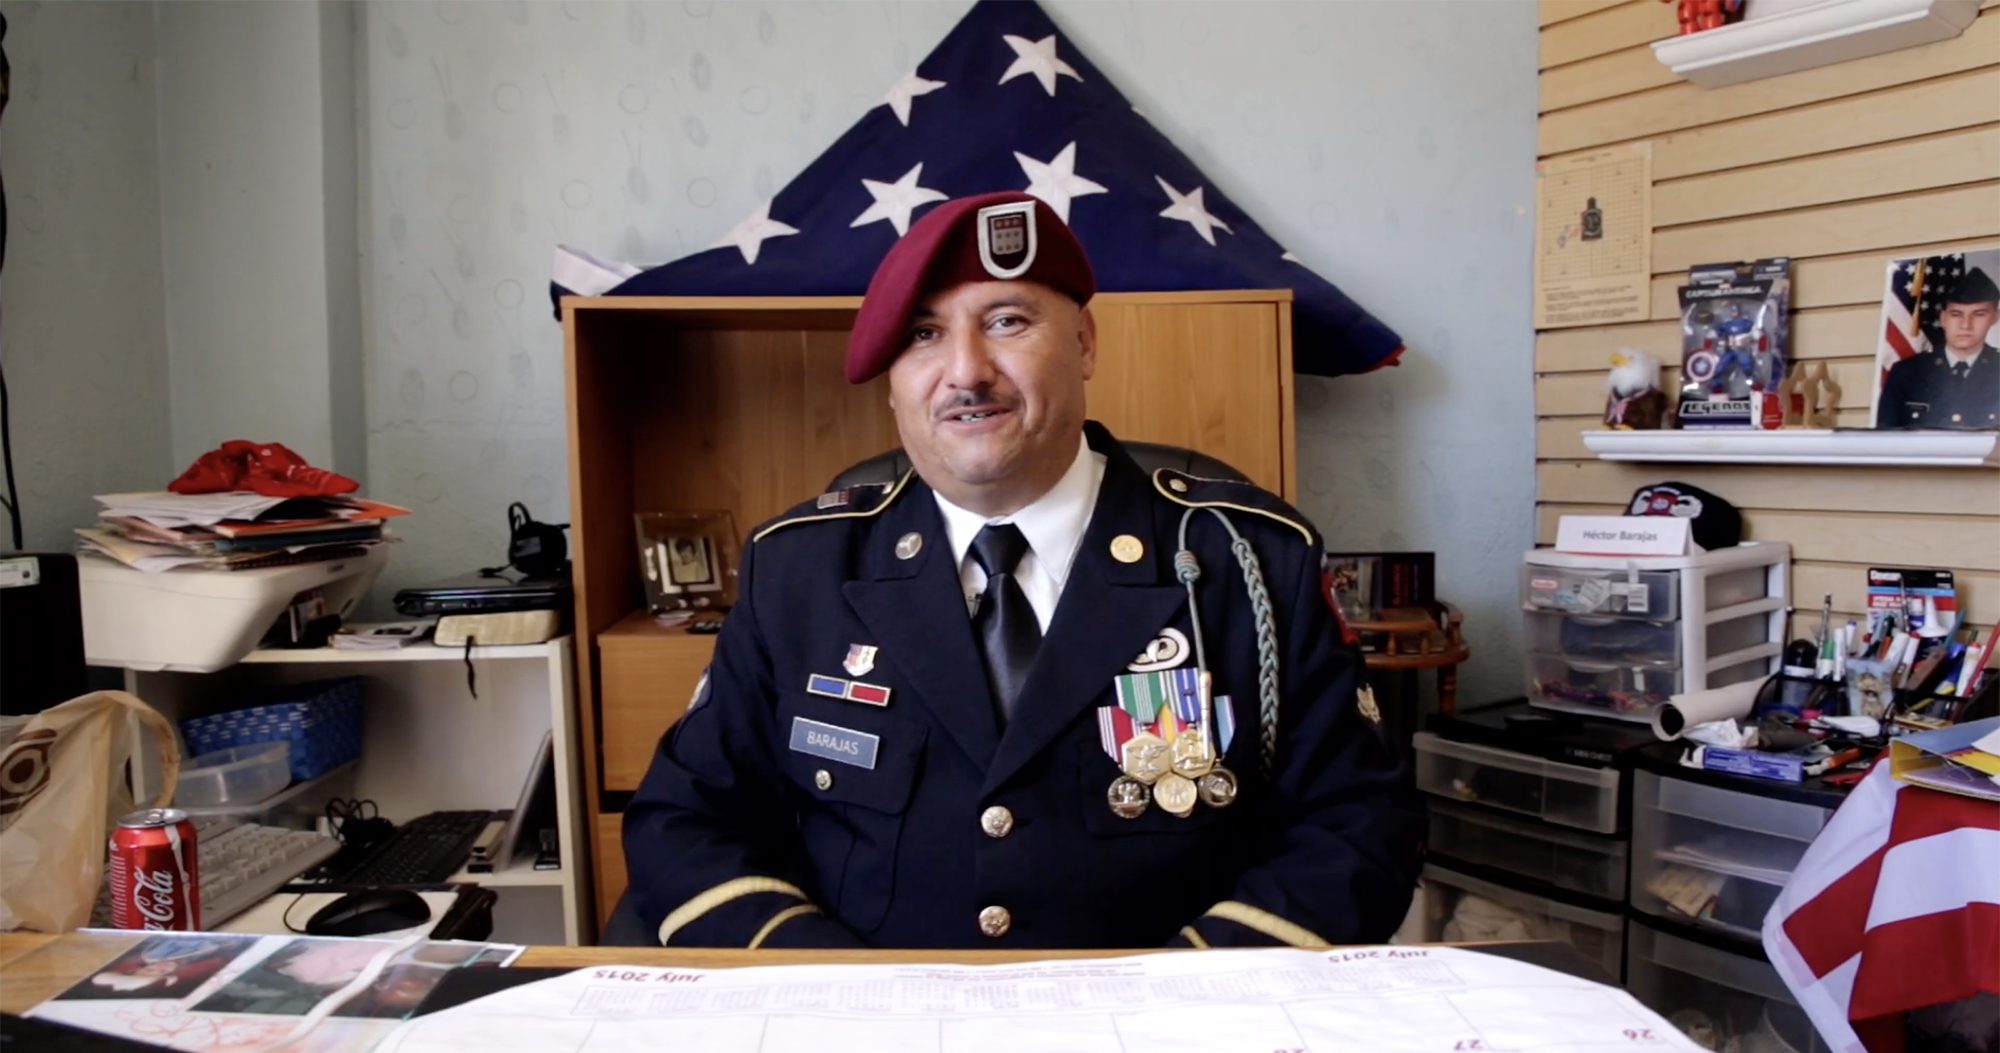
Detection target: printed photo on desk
<box><xmin>1873</xmin><ymin>247</ymin><xmax>2000</xmax><ymax>430</ymax></box>
<box><xmin>634</xmin><ymin>510</ymin><xmax>739</xmax><ymax>610</ymax></box>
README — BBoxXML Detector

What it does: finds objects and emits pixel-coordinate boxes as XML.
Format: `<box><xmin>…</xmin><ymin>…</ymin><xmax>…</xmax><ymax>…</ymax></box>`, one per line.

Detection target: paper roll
<box><xmin>1651</xmin><ymin>679</ymin><xmax>1763</xmax><ymax>741</ymax></box>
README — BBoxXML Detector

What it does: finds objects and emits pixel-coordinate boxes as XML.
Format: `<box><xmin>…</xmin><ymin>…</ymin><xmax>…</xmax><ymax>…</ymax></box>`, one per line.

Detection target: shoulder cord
<box><xmin>1174</xmin><ymin>506</ymin><xmax>1281</xmax><ymax>779</ymax></box>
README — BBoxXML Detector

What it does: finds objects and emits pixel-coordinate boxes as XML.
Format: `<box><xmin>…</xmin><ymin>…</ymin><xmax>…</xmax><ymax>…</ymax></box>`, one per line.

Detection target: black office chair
<box><xmin>824</xmin><ymin>440</ymin><xmax>1249</xmax><ymax>491</ymax></box>
<box><xmin>596</xmin><ymin>439</ymin><xmax>1248</xmax><ymax>946</ymax></box>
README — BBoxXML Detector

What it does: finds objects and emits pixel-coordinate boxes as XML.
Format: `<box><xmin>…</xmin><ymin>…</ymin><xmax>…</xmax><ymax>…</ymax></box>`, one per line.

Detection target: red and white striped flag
<box><xmin>1763</xmin><ymin>761</ymin><xmax>2000</xmax><ymax>1053</ymax></box>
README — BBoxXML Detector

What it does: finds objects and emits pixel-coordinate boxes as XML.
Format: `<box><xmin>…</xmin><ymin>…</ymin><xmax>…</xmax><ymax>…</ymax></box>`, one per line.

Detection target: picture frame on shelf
<box><xmin>1873</xmin><ymin>247</ymin><xmax>2000</xmax><ymax>432</ymax></box>
<box><xmin>634</xmin><ymin>510</ymin><xmax>740</xmax><ymax>611</ymax></box>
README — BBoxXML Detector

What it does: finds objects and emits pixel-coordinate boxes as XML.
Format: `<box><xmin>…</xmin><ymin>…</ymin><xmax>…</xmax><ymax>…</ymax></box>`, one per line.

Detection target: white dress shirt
<box><xmin>933</xmin><ymin>434</ymin><xmax>1106</xmax><ymax>632</ymax></box>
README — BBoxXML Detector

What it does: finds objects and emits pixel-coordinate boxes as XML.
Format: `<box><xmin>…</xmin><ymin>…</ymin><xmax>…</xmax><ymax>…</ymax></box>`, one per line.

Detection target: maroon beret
<box><xmin>845</xmin><ymin>191</ymin><xmax>1096</xmax><ymax>384</ymax></box>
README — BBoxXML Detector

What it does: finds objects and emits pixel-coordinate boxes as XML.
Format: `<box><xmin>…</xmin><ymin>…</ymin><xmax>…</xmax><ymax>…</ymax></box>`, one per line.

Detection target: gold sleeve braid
<box><xmin>748</xmin><ymin>904</ymin><xmax>824</xmax><ymax>949</ymax></box>
<box><xmin>656</xmin><ymin>876</ymin><xmax>814</xmax><ymax>946</ymax></box>
<box><xmin>1178</xmin><ymin>925</ymin><xmax>1212</xmax><ymax>949</ymax></box>
<box><xmin>1202</xmin><ymin>901</ymin><xmax>1331</xmax><ymax>948</ymax></box>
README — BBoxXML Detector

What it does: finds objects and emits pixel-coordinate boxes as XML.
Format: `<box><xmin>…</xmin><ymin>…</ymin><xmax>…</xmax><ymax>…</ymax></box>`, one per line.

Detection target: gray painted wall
<box><xmin>0</xmin><ymin>0</ymin><xmax>173</xmax><ymax>551</ymax></box>
<box><xmin>358</xmin><ymin>0</ymin><xmax>1538</xmax><ymax>700</ymax></box>
<box><xmin>156</xmin><ymin>0</ymin><xmax>365</xmax><ymax>476</ymax></box>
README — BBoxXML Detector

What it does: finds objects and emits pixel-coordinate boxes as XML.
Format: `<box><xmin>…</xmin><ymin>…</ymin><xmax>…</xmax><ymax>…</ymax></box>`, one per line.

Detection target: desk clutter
<box><xmin>23</xmin><ymin>932</ymin><xmax>522</xmax><ymax>1051</ymax></box>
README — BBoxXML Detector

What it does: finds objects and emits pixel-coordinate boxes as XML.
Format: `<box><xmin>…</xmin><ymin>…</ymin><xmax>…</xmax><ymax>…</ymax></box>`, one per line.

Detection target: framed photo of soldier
<box><xmin>1873</xmin><ymin>248</ymin><xmax>2000</xmax><ymax>431</ymax></box>
<box><xmin>634</xmin><ymin>510</ymin><xmax>740</xmax><ymax>610</ymax></box>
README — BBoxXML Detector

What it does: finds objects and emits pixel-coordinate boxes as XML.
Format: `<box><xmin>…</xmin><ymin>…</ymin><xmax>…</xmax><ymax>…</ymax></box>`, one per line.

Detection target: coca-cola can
<box><xmin>108</xmin><ymin>807</ymin><xmax>201</xmax><ymax>931</ymax></box>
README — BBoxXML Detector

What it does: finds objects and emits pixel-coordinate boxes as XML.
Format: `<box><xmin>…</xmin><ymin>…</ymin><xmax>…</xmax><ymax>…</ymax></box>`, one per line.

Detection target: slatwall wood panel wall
<box><xmin>1535</xmin><ymin>0</ymin><xmax>2000</xmax><ymax>628</ymax></box>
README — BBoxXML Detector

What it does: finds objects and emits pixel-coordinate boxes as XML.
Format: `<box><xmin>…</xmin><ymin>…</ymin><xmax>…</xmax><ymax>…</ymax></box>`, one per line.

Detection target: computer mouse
<box><xmin>304</xmin><ymin>888</ymin><xmax>432</xmax><ymax>937</ymax></box>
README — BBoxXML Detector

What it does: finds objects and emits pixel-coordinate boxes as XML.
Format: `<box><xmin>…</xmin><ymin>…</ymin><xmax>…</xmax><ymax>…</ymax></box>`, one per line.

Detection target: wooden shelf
<box><xmin>1581</xmin><ymin>429</ymin><xmax>2000</xmax><ymax>467</ymax></box>
<box><xmin>1651</xmin><ymin>0</ymin><xmax>1980</xmax><ymax>88</ymax></box>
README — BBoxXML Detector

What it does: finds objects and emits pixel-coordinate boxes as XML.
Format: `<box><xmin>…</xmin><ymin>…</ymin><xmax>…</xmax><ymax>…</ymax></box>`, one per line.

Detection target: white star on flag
<box><xmin>879</xmin><ymin>69</ymin><xmax>946</xmax><ymax>127</ymax></box>
<box><xmin>851</xmin><ymin>163</ymin><xmax>948</xmax><ymax>237</ymax></box>
<box><xmin>1014</xmin><ymin>142</ymin><xmax>1106</xmax><ymax>223</ymax></box>
<box><xmin>999</xmin><ymin>34</ymin><xmax>1081</xmax><ymax>96</ymax></box>
<box><xmin>1155</xmin><ymin>177</ymin><xmax>1232</xmax><ymax>246</ymax></box>
<box><xmin>709</xmin><ymin>199</ymin><xmax>799</xmax><ymax>265</ymax></box>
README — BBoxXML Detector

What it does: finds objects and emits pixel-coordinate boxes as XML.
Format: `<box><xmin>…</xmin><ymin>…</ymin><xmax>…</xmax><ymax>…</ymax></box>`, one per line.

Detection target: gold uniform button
<box><xmin>980</xmin><ymin>806</ymin><xmax>1014</xmax><ymax>838</ymax></box>
<box><xmin>978</xmin><ymin>905</ymin><xmax>1011</xmax><ymax>938</ymax></box>
<box><xmin>1168</xmin><ymin>477</ymin><xmax>1189</xmax><ymax>493</ymax></box>
<box><xmin>814</xmin><ymin>769</ymin><xmax>834</xmax><ymax>791</ymax></box>
<box><xmin>1110</xmin><ymin>534</ymin><xmax>1144</xmax><ymax>564</ymax></box>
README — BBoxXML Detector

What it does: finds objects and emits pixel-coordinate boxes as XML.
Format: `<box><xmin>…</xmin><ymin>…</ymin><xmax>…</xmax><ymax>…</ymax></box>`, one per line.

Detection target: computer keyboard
<box><xmin>333</xmin><ymin>810</ymin><xmax>494</xmax><ymax>885</ymax></box>
<box><xmin>193</xmin><ymin>817</ymin><xmax>343</xmax><ymax>926</ymax></box>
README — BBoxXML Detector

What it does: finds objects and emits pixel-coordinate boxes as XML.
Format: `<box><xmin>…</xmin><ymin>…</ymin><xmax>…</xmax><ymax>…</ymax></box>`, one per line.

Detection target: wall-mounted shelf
<box><xmin>1651</xmin><ymin>0</ymin><xmax>1980</xmax><ymax>88</ymax></box>
<box><xmin>1582</xmin><ymin>429</ymin><xmax>2000</xmax><ymax>467</ymax></box>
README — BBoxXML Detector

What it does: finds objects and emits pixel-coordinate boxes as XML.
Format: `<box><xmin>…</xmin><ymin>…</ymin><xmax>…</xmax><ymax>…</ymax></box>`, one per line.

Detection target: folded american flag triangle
<box><xmin>554</xmin><ymin>0</ymin><xmax>1404</xmax><ymax>378</ymax></box>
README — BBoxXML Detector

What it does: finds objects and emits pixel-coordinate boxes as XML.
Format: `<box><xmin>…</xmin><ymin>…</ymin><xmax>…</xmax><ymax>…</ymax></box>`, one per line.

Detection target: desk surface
<box><xmin>0</xmin><ymin>932</ymin><xmax>1604</xmax><ymax>1020</ymax></box>
<box><xmin>0</xmin><ymin>933</ymin><xmax>1160</xmax><ymax>1016</ymax></box>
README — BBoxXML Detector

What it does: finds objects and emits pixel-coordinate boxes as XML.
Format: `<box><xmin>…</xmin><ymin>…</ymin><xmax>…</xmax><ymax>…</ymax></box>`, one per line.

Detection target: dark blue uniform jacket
<box><xmin>623</xmin><ymin>423</ymin><xmax>1418</xmax><ymax>949</ymax></box>
<box><xmin>1875</xmin><ymin>347</ymin><xmax>2000</xmax><ymax>429</ymax></box>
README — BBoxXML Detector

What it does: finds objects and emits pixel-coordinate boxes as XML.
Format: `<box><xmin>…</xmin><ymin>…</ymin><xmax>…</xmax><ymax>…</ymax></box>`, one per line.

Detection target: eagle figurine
<box><xmin>1604</xmin><ymin>348</ymin><xmax>1669</xmax><ymax>430</ymax></box>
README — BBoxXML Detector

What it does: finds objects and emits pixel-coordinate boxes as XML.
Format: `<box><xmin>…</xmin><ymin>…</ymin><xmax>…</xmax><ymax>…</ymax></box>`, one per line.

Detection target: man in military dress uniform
<box><xmin>623</xmin><ymin>191</ymin><xmax>1418</xmax><ymax>949</ymax></box>
<box><xmin>1876</xmin><ymin>267</ymin><xmax>2000</xmax><ymax>430</ymax></box>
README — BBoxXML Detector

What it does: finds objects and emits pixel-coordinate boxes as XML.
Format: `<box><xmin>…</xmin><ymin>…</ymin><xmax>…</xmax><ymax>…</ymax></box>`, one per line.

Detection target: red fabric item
<box><xmin>168</xmin><ymin>440</ymin><xmax>359</xmax><ymax>498</ymax></box>
<box><xmin>1764</xmin><ymin>760</ymin><xmax>2000</xmax><ymax>1053</ymax></box>
<box><xmin>845</xmin><ymin>191</ymin><xmax>1096</xmax><ymax>384</ymax></box>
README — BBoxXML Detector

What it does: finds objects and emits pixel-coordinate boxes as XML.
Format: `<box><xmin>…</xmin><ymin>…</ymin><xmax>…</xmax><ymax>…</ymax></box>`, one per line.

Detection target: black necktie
<box><xmin>969</xmin><ymin>524</ymin><xmax>1041</xmax><ymax>720</ymax></box>
<box><xmin>1952</xmin><ymin>361</ymin><xmax>1970</xmax><ymax>381</ymax></box>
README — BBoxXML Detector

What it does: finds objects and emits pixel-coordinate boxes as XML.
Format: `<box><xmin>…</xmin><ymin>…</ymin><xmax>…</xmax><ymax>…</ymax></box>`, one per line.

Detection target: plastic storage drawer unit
<box><xmin>1413</xmin><ymin>731</ymin><xmax>1622</xmax><ymax>834</ymax></box>
<box><xmin>1426</xmin><ymin>799</ymin><xmax>1628</xmax><ymax>903</ymax></box>
<box><xmin>1627</xmin><ymin>920</ymin><xmax>1829</xmax><ymax>1053</ymax></box>
<box><xmin>1526</xmin><ymin>652</ymin><xmax>1771</xmax><ymax>722</ymax></box>
<box><xmin>1421</xmin><ymin>862</ymin><xmax>1625</xmax><ymax>983</ymax></box>
<box><xmin>1632</xmin><ymin>770</ymin><xmax>1834</xmax><ymax>941</ymax></box>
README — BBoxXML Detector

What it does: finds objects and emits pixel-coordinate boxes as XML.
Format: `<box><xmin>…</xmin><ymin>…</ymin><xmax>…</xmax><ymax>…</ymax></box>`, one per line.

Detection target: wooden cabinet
<box><xmin>562</xmin><ymin>290</ymin><xmax>1298</xmax><ymax>927</ymax></box>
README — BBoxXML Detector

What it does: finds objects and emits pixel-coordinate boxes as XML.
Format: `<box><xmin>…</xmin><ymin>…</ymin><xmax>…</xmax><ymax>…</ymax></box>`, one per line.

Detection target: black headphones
<box><xmin>485</xmin><ymin>501</ymin><xmax>570</xmax><ymax>579</ymax></box>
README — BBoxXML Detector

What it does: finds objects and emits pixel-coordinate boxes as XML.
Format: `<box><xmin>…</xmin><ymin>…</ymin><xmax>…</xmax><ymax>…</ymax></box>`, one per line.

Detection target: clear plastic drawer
<box><xmin>1426</xmin><ymin>799</ymin><xmax>1628</xmax><ymax>902</ymax></box>
<box><xmin>1413</xmin><ymin>731</ymin><xmax>1622</xmax><ymax>834</ymax></box>
<box><xmin>1522</xmin><ymin>565</ymin><xmax>1678</xmax><ymax>618</ymax></box>
<box><xmin>1521</xmin><ymin>563</ymin><xmax>1770</xmax><ymax>620</ymax></box>
<box><xmin>1627</xmin><ymin>920</ymin><xmax>1830</xmax><ymax>1053</ymax></box>
<box><xmin>1421</xmin><ymin>862</ymin><xmax>1625</xmax><ymax>983</ymax></box>
<box><xmin>1631</xmin><ymin>770</ymin><xmax>1833</xmax><ymax>941</ymax></box>
<box><xmin>1526</xmin><ymin>652</ymin><xmax>1770</xmax><ymax>723</ymax></box>
<box><xmin>1523</xmin><ymin>610</ymin><xmax>1773</xmax><ymax>667</ymax></box>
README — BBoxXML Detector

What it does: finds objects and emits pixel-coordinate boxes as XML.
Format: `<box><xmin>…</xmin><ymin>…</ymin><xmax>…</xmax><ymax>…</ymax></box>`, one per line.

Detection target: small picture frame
<box><xmin>1872</xmin><ymin>247</ymin><xmax>2000</xmax><ymax>431</ymax></box>
<box><xmin>634</xmin><ymin>510</ymin><xmax>740</xmax><ymax>611</ymax></box>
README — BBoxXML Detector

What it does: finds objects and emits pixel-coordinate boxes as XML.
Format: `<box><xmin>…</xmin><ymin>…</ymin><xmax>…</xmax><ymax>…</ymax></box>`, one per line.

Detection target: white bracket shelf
<box><xmin>1652</xmin><ymin>0</ymin><xmax>1980</xmax><ymax>88</ymax></box>
<box><xmin>1581</xmin><ymin>428</ymin><xmax>2000</xmax><ymax>467</ymax></box>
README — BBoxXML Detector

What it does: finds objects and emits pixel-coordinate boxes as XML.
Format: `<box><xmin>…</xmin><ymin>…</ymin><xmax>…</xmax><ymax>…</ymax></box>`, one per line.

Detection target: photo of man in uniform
<box><xmin>1875</xmin><ymin>256</ymin><xmax>2000</xmax><ymax>430</ymax></box>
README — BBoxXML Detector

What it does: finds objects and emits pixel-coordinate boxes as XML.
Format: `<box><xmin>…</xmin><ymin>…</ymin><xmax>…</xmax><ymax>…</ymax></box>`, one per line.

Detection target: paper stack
<box><xmin>77</xmin><ymin>492</ymin><xmax>410</xmax><ymax>574</ymax></box>
<box><xmin>1889</xmin><ymin>716</ymin><xmax>2000</xmax><ymax>802</ymax></box>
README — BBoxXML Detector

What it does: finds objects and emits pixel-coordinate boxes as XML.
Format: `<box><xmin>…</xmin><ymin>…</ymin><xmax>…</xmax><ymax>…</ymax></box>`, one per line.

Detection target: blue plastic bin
<box><xmin>181</xmin><ymin>677</ymin><xmax>364</xmax><ymax>782</ymax></box>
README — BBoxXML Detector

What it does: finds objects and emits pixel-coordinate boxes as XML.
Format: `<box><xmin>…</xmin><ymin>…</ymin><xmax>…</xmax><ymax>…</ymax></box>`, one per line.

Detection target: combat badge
<box><xmin>1357</xmin><ymin>685</ymin><xmax>1383</xmax><ymax>726</ymax></box>
<box><xmin>1127</xmin><ymin>627</ymin><xmax>1190</xmax><ymax>673</ymax></box>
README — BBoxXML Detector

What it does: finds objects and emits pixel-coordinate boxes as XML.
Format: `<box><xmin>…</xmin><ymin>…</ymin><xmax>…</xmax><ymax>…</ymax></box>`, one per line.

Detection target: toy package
<box><xmin>1674</xmin><ymin>258</ymin><xmax>1791</xmax><ymax>429</ymax></box>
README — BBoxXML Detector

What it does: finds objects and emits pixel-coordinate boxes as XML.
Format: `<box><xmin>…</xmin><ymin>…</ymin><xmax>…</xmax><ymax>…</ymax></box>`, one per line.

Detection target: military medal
<box><xmin>1106</xmin><ymin>775</ymin><xmax>1151</xmax><ymax>819</ymax></box>
<box><xmin>1197</xmin><ymin>767</ymin><xmax>1238</xmax><ymax>808</ymax></box>
<box><xmin>1100</xmin><ymin>666</ymin><xmax>1238</xmax><ymax>819</ymax></box>
<box><xmin>1154</xmin><ymin>772</ymin><xmax>1198</xmax><ymax>817</ymax></box>
<box><xmin>1120</xmin><ymin>731</ymin><xmax>1170</xmax><ymax>784</ymax></box>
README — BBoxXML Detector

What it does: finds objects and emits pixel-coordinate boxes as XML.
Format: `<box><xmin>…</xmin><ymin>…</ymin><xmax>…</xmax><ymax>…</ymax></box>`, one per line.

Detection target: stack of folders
<box><xmin>77</xmin><ymin>492</ymin><xmax>410</xmax><ymax>574</ymax></box>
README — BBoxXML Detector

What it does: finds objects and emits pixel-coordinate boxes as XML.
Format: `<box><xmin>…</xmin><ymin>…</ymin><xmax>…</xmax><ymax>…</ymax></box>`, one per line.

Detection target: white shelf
<box><xmin>452</xmin><ymin>859</ymin><xmax>567</xmax><ymax>888</ymax></box>
<box><xmin>1582</xmin><ymin>428</ymin><xmax>2000</xmax><ymax>467</ymax></box>
<box><xmin>240</xmin><ymin>637</ymin><xmax>565</xmax><ymax>664</ymax></box>
<box><xmin>1652</xmin><ymin>0</ymin><xmax>1979</xmax><ymax>88</ymax></box>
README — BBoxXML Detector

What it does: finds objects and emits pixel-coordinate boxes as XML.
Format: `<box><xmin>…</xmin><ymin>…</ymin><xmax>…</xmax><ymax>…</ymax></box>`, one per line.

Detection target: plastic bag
<box><xmin>0</xmin><ymin>691</ymin><xmax>180</xmax><ymax>933</ymax></box>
